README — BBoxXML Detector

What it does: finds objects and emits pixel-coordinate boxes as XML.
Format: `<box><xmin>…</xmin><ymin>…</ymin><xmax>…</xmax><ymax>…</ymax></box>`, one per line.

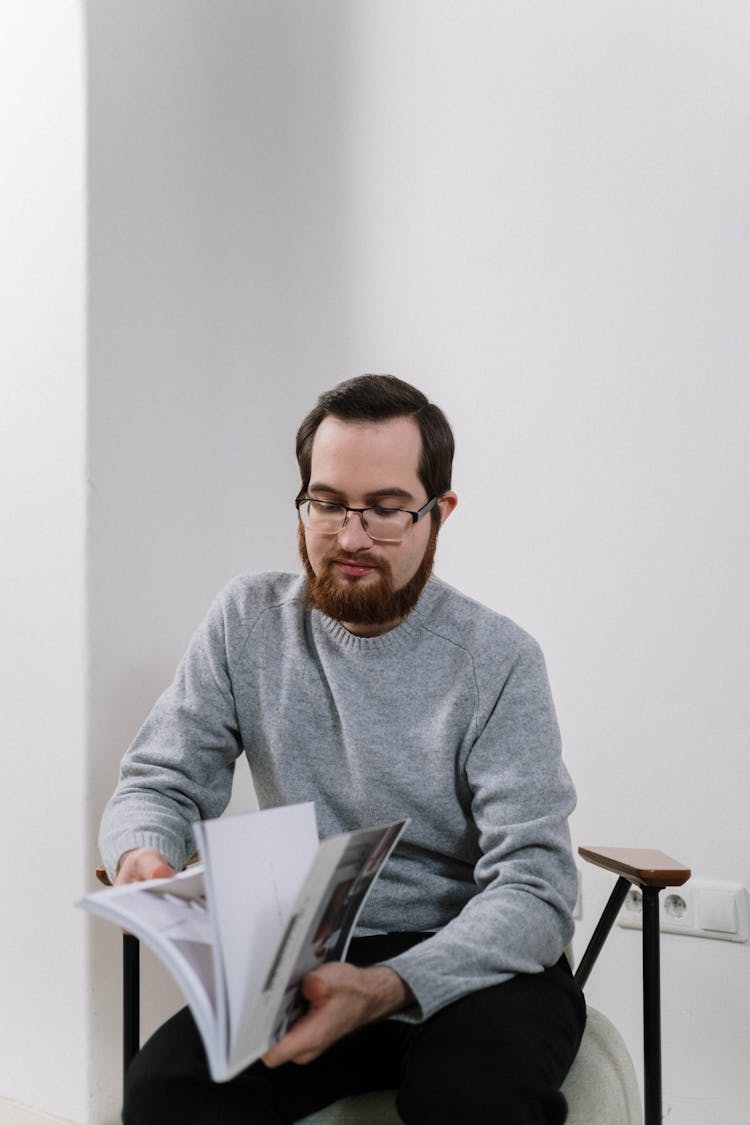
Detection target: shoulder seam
<box><xmin>231</xmin><ymin>591</ymin><xmax>308</xmax><ymax>666</ymax></box>
<box><xmin>414</xmin><ymin>619</ymin><xmax>481</xmax><ymax>744</ymax></box>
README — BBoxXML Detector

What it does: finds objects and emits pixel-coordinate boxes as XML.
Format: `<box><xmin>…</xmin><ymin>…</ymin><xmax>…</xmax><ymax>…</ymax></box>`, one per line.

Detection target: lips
<box><xmin>333</xmin><ymin>560</ymin><xmax>378</xmax><ymax>577</ymax></box>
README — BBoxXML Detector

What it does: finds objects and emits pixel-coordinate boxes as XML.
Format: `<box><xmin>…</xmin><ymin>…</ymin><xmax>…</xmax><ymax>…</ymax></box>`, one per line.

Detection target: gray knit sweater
<box><xmin>99</xmin><ymin>572</ymin><xmax>578</xmax><ymax>1021</ymax></box>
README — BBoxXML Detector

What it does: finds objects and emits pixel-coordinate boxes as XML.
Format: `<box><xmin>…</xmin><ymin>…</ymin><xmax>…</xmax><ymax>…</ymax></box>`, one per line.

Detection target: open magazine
<box><xmin>79</xmin><ymin>804</ymin><xmax>407</xmax><ymax>1081</ymax></box>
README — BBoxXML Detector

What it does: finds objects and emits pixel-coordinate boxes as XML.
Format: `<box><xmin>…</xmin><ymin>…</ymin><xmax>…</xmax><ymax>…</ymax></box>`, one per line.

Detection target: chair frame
<box><xmin>96</xmin><ymin>845</ymin><xmax>690</xmax><ymax>1125</ymax></box>
<box><xmin>573</xmin><ymin>847</ymin><xmax>689</xmax><ymax>1125</ymax></box>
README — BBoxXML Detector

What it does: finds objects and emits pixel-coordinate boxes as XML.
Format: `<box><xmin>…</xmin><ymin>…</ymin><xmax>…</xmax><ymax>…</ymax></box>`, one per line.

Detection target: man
<box><xmin>101</xmin><ymin>374</ymin><xmax>585</xmax><ymax>1124</ymax></box>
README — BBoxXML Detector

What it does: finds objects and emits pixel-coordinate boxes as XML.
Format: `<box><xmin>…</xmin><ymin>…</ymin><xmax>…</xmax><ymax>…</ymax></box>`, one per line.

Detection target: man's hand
<box><xmin>114</xmin><ymin>847</ymin><xmax>176</xmax><ymax>886</ymax></box>
<box><xmin>262</xmin><ymin>962</ymin><xmax>414</xmax><ymax>1068</ymax></box>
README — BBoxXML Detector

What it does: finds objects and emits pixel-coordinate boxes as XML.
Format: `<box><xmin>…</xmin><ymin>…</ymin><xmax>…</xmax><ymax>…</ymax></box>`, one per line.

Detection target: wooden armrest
<box><xmin>94</xmin><ymin>851</ymin><xmax>200</xmax><ymax>889</ymax></box>
<box><xmin>579</xmin><ymin>845</ymin><xmax>690</xmax><ymax>888</ymax></box>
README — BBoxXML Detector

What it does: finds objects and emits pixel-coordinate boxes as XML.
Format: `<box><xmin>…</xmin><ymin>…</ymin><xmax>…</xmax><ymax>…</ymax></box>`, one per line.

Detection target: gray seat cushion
<box><xmin>562</xmin><ymin>1007</ymin><xmax>642</xmax><ymax>1124</ymax></box>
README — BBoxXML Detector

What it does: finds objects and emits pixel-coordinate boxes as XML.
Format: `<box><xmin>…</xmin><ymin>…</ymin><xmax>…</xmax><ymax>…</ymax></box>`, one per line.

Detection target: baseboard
<box><xmin>0</xmin><ymin>1097</ymin><xmax>79</xmax><ymax>1125</ymax></box>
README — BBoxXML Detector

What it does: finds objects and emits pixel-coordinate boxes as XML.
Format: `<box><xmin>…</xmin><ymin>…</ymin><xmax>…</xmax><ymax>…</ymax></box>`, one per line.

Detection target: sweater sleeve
<box><xmin>98</xmin><ymin>592</ymin><xmax>244</xmax><ymax>882</ymax></box>
<box><xmin>381</xmin><ymin>636</ymin><xmax>578</xmax><ymax>1021</ymax></box>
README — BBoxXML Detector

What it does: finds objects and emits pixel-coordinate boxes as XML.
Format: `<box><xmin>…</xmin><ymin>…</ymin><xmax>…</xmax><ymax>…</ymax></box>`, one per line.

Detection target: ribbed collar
<box><xmin>313</xmin><ymin>576</ymin><xmax>443</xmax><ymax>657</ymax></box>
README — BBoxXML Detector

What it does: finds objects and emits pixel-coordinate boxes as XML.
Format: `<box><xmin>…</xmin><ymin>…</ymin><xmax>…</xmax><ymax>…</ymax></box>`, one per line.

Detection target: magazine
<box><xmin>79</xmin><ymin>803</ymin><xmax>407</xmax><ymax>1081</ymax></box>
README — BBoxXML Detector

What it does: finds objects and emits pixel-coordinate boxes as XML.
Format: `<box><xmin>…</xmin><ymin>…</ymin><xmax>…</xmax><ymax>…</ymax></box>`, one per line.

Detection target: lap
<box><xmin>124</xmin><ymin>1004</ymin><xmax>409</xmax><ymax>1125</ymax></box>
<box><xmin>124</xmin><ymin>938</ymin><xmax>585</xmax><ymax>1125</ymax></box>
<box><xmin>397</xmin><ymin>958</ymin><xmax>586</xmax><ymax>1124</ymax></box>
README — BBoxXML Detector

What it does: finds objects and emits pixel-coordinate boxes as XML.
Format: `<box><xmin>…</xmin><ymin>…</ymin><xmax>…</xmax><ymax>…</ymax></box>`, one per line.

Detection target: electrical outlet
<box><xmin>618</xmin><ymin>879</ymin><xmax>749</xmax><ymax>942</ymax></box>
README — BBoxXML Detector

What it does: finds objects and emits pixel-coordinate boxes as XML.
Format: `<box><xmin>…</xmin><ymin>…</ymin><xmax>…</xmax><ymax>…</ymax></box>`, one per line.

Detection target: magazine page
<box><xmin>233</xmin><ymin>819</ymin><xmax>408</xmax><ymax>1073</ymax></box>
<box><xmin>79</xmin><ymin>866</ymin><xmax>219</xmax><ymax>1070</ymax></box>
<box><xmin>289</xmin><ymin>820</ymin><xmax>408</xmax><ymax>976</ymax></box>
<box><xmin>195</xmin><ymin>802</ymin><xmax>319</xmax><ymax>1079</ymax></box>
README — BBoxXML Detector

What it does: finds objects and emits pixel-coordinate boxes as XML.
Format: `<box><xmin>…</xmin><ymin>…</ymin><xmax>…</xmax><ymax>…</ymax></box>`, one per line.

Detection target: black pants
<box><xmin>124</xmin><ymin>934</ymin><xmax>586</xmax><ymax>1125</ymax></box>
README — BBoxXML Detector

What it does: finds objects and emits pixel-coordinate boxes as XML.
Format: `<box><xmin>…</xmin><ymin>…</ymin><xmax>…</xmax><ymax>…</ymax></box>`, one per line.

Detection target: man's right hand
<box><xmin>115</xmin><ymin>847</ymin><xmax>176</xmax><ymax>886</ymax></box>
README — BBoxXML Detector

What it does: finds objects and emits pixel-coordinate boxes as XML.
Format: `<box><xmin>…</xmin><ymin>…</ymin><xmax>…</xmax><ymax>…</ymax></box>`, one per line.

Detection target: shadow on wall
<box><xmin>85</xmin><ymin>4</ymin><xmax>356</xmax><ymax>1122</ymax></box>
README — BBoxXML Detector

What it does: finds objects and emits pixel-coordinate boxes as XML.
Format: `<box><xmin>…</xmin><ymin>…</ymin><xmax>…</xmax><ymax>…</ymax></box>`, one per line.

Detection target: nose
<box><xmin>336</xmin><ymin>509</ymin><xmax>373</xmax><ymax>551</ymax></box>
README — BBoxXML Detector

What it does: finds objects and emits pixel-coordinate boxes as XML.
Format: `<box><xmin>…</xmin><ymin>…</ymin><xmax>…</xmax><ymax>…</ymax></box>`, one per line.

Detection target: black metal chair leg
<box><xmin>574</xmin><ymin>875</ymin><xmax>631</xmax><ymax>989</ymax></box>
<box><xmin>642</xmin><ymin>887</ymin><xmax>662</xmax><ymax>1125</ymax></box>
<box><xmin>123</xmin><ymin>933</ymin><xmax>140</xmax><ymax>1099</ymax></box>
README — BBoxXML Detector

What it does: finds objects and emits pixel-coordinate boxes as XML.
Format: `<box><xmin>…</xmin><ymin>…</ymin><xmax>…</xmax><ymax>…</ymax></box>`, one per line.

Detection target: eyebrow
<box><xmin>307</xmin><ymin>483</ymin><xmax>418</xmax><ymax>504</ymax></box>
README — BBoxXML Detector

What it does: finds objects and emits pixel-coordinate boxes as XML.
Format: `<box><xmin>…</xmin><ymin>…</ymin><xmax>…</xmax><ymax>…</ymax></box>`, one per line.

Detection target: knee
<box><xmin>396</xmin><ymin>1074</ymin><xmax>566</xmax><ymax>1125</ymax></box>
<box><xmin>122</xmin><ymin>1051</ymin><xmax>180</xmax><ymax>1125</ymax></box>
<box><xmin>122</xmin><ymin>1042</ymin><xmax>282</xmax><ymax>1125</ymax></box>
<box><xmin>121</xmin><ymin>1007</ymin><xmax>212</xmax><ymax>1125</ymax></box>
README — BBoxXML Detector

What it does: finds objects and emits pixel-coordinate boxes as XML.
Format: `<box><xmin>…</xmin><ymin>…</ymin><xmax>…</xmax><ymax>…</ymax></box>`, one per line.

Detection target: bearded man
<box><xmin>100</xmin><ymin>374</ymin><xmax>585</xmax><ymax>1125</ymax></box>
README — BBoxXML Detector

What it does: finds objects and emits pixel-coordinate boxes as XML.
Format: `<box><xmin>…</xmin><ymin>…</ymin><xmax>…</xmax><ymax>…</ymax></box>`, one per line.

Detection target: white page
<box><xmin>196</xmin><ymin>803</ymin><xmax>319</xmax><ymax>1066</ymax></box>
<box><xmin>79</xmin><ymin>867</ymin><xmax>220</xmax><ymax>1072</ymax></box>
<box><xmin>239</xmin><ymin>831</ymin><xmax>350</xmax><ymax>1061</ymax></box>
<box><xmin>285</xmin><ymin>822</ymin><xmax>408</xmax><ymax>974</ymax></box>
<box><xmin>244</xmin><ymin>821</ymin><xmax>408</xmax><ymax>1063</ymax></box>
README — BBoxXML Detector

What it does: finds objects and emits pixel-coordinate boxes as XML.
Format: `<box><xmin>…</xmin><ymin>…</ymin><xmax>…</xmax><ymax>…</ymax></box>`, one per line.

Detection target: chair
<box><xmin>96</xmin><ymin>845</ymin><xmax>689</xmax><ymax>1125</ymax></box>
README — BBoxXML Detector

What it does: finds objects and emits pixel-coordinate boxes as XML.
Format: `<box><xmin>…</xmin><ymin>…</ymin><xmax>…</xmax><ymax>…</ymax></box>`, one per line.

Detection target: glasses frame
<box><xmin>295</xmin><ymin>495</ymin><xmax>438</xmax><ymax>543</ymax></box>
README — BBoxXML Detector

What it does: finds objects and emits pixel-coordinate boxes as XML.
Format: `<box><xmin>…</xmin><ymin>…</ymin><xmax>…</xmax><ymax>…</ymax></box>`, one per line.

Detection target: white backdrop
<box><xmin>0</xmin><ymin>2</ymin><xmax>88</xmax><ymax>1122</ymax></box>
<box><xmin>3</xmin><ymin>2</ymin><xmax>749</xmax><ymax>1122</ymax></box>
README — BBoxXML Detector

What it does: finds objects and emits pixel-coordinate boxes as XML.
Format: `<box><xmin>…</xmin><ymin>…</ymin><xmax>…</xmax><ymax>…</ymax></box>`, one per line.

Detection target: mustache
<box><xmin>321</xmin><ymin>550</ymin><xmax>385</xmax><ymax>572</ymax></box>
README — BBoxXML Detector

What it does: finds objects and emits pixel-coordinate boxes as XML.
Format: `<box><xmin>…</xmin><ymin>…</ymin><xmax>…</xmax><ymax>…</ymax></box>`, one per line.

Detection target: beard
<box><xmin>298</xmin><ymin>523</ymin><xmax>438</xmax><ymax>629</ymax></box>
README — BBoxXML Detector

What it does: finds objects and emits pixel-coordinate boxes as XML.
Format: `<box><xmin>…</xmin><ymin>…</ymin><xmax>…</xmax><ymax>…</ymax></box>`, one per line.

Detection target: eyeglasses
<box><xmin>295</xmin><ymin>496</ymin><xmax>438</xmax><ymax>543</ymax></box>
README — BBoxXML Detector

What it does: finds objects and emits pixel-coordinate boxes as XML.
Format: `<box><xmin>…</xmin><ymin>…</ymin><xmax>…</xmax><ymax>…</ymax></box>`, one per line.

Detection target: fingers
<box><xmin>262</xmin><ymin>965</ymin><xmax>368</xmax><ymax>1068</ymax></box>
<box><xmin>114</xmin><ymin>847</ymin><xmax>176</xmax><ymax>886</ymax></box>
<box><xmin>262</xmin><ymin>974</ymin><xmax>345</xmax><ymax>1067</ymax></box>
<box><xmin>262</xmin><ymin>998</ymin><xmax>342</xmax><ymax>1069</ymax></box>
<box><xmin>151</xmin><ymin>861</ymin><xmax>177</xmax><ymax>880</ymax></box>
<box><xmin>262</xmin><ymin>1013</ymin><xmax>321</xmax><ymax>1069</ymax></box>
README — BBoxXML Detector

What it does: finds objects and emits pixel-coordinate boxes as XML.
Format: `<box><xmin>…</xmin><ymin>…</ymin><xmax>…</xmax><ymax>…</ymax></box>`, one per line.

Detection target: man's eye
<box><xmin>371</xmin><ymin>506</ymin><xmax>401</xmax><ymax>519</ymax></box>
<box><xmin>311</xmin><ymin>500</ymin><xmax>344</xmax><ymax>513</ymax></box>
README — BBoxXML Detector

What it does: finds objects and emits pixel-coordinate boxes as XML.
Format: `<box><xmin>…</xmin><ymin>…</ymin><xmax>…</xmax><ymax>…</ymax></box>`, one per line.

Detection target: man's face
<box><xmin>298</xmin><ymin>415</ymin><xmax>456</xmax><ymax>636</ymax></box>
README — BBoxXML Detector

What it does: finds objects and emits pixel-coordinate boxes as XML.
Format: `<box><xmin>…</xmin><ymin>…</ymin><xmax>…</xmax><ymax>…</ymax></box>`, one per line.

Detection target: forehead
<box><xmin>309</xmin><ymin>415</ymin><xmax>423</xmax><ymax>494</ymax></box>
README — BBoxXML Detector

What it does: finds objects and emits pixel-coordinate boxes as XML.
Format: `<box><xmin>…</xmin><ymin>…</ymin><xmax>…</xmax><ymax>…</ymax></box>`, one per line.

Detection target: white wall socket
<box><xmin>618</xmin><ymin>879</ymin><xmax>749</xmax><ymax>942</ymax></box>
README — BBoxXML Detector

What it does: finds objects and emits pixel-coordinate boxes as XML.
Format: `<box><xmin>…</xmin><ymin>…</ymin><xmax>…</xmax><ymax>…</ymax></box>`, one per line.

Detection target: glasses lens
<box><xmin>362</xmin><ymin>508</ymin><xmax>411</xmax><ymax>542</ymax></box>
<box><xmin>298</xmin><ymin>500</ymin><xmax>412</xmax><ymax>542</ymax></box>
<box><xmin>300</xmin><ymin>500</ymin><xmax>345</xmax><ymax>533</ymax></box>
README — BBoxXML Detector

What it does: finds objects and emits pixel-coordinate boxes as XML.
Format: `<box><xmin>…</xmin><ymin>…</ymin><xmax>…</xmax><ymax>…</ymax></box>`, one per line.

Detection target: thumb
<box><xmin>301</xmin><ymin>970</ymin><xmax>332</xmax><ymax>1007</ymax></box>
<box><xmin>151</xmin><ymin>862</ymin><xmax>177</xmax><ymax>880</ymax></box>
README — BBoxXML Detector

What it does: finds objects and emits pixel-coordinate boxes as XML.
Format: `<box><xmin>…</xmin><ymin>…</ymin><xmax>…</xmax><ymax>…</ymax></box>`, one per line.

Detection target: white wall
<box><xmin>85</xmin><ymin>3</ymin><xmax>349</xmax><ymax>1119</ymax></box>
<box><xmin>330</xmin><ymin>8</ymin><xmax>750</xmax><ymax>1116</ymax></box>
<box><xmin>310</xmin><ymin>5</ymin><xmax>750</xmax><ymax>1116</ymax></box>
<box><xmin>0</xmin><ymin>3</ymin><xmax>87</xmax><ymax>1123</ymax></box>
<box><xmin>4</xmin><ymin>1</ymin><xmax>746</xmax><ymax>1121</ymax></box>
<box><xmin>87</xmin><ymin>3</ymin><xmax>750</xmax><ymax>1122</ymax></box>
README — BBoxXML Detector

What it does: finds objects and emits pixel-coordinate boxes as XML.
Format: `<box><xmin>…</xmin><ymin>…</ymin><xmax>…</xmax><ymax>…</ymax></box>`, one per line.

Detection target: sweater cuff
<box><xmin>100</xmin><ymin>830</ymin><xmax>190</xmax><ymax>885</ymax></box>
<box><xmin>381</xmin><ymin>941</ymin><xmax>515</xmax><ymax>1023</ymax></box>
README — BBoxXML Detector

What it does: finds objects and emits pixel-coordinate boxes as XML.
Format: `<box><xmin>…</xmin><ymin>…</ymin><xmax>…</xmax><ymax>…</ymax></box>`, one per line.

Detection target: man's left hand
<box><xmin>261</xmin><ymin>962</ymin><xmax>414</xmax><ymax>1068</ymax></box>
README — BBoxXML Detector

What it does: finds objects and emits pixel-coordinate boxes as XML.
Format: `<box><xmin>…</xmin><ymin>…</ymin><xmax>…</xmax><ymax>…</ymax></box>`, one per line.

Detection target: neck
<box><xmin>340</xmin><ymin>613</ymin><xmax>404</xmax><ymax>638</ymax></box>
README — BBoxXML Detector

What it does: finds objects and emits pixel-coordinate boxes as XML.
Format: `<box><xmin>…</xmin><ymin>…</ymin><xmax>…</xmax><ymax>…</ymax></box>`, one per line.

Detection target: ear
<box><xmin>436</xmin><ymin>491</ymin><xmax>458</xmax><ymax>527</ymax></box>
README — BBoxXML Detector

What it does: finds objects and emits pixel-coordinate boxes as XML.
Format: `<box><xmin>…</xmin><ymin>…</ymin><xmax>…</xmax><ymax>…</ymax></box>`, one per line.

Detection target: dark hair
<box><xmin>296</xmin><ymin>375</ymin><xmax>455</xmax><ymax>507</ymax></box>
